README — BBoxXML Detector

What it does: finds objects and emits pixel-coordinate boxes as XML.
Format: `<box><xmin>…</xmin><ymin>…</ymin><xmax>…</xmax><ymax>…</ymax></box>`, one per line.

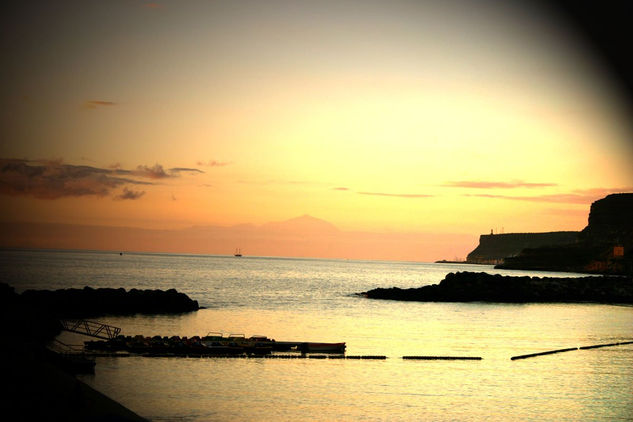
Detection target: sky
<box><xmin>1</xmin><ymin>0</ymin><xmax>632</xmax><ymax>261</ymax></box>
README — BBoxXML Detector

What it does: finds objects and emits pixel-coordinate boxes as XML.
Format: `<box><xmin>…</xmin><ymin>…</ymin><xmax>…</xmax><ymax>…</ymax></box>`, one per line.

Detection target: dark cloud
<box><xmin>358</xmin><ymin>192</ymin><xmax>433</xmax><ymax>198</ymax></box>
<box><xmin>444</xmin><ymin>180</ymin><xmax>558</xmax><ymax>189</ymax></box>
<box><xmin>132</xmin><ymin>164</ymin><xmax>171</xmax><ymax>179</ymax></box>
<box><xmin>0</xmin><ymin>159</ymin><xmax>199</xmax><ymax>200</ymax></box>
<box><xmin>114</xmin><ymin>187</ymin><xmax>145</xmax><ymax>201</ymax></box>
<box><xmin>83</xmin><ymin>100</ymin><xmax>117</xmax><ymax>109</ymax></box>
<box><xmin>0</xmin><ymin>158</ymin><xmax>151</xmax><ymax>199</ymax></box>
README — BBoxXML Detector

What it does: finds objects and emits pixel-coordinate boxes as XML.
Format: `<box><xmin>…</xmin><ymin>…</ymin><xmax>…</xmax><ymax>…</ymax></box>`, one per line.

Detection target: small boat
<box><xmin>234</xmin><ymin>248</ymin><xmax>242</xmax><ymax>257</ymax></box>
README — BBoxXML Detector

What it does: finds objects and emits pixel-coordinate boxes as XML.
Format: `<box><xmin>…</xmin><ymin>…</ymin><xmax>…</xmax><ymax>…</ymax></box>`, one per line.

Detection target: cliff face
<box><xmin>581</xmin><ymin>193</ymin><xmax>633</xmax><ymax>246</ymax></box>
<box><xmin>498</xmin><ymin>193</ymin><xmax>633</xmax><ymax>275</ymax></box>
<box><xmin>466</xmin><ymin>232</ymin><xmax>579</xmax><ymax>265</ymax></box>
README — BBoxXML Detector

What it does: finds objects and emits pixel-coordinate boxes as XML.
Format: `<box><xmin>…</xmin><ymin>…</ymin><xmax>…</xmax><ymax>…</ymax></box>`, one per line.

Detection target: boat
<box><xmin>234</xmin><ymin>248</ymin><xmax>242</xmax><ymax>257</ymax></box>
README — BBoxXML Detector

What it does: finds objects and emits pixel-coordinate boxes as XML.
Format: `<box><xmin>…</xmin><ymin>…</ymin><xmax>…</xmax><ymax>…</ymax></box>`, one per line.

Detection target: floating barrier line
<box><xmin>579</xmin><ymin>341</ymin><xmax>633</xmax><ymax>350</ymax></box>
<box><xmin>511</xmin><ymin>347</ymin><xmax>578</xmax><ymax>360</ymax></box>
<box><xmin>402</xmin><ymin>356</ymin><xmax>482</xmax><ymax>360</ymax></box>
<box><xmin>512</xmin><ymin>341</ymin><xmax>633</xmax><ymax>360</ymax></box>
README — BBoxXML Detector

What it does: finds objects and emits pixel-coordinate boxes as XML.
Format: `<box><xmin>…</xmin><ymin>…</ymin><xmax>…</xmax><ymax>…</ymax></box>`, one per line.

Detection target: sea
<box><xmin>1</xmin><ymin>249</ymin><xmax>632</xmax><ymax>421</ymax></box>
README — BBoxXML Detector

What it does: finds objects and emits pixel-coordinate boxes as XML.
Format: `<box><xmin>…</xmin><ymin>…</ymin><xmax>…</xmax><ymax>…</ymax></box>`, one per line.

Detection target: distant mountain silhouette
<box><xmin>260</xmin><ymin>215</ymin><xmax>339</xmax><ymax>234</ymax></box>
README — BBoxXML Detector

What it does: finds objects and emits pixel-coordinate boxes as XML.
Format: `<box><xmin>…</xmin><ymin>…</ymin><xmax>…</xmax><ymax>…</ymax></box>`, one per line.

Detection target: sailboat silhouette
<box><xmin>234</xmin><ymin>248</ymin><xmax>242</xmax><ymax>257</ymax></box>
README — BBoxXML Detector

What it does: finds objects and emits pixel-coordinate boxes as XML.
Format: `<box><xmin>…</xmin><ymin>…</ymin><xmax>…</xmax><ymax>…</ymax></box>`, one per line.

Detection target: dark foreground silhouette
<box><xmin>0</xmin><ymin>283</ymin><xmax>201</xmax><ymax>421</ymax></box>
<box><xmin>360</xmin><ymin>271</ymin><xmax>633</xmax><ymax>303</ymax></box>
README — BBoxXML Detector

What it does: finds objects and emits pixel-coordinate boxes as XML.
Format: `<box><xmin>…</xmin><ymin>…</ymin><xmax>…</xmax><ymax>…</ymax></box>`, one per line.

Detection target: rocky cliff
<box><xmin>498</xmin><ymin>193</ymin><xmax>633</xmax><ymax>274</ymax></box>
<box><xmin>466</xmin><ymin>232</ymin><xmax>579</xmax><ymax>265</ymax></box>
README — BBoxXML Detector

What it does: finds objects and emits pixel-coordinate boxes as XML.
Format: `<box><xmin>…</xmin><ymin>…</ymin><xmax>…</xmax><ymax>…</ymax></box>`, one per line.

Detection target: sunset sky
<box><xmin>1</xmin><ymin>0</ymin><xmax>632</xmax><ymax>261</ymax></box>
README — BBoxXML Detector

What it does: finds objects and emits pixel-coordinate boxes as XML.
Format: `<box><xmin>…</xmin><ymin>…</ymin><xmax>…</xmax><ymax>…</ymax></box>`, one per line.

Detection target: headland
<box><xmin>464</xmin><ymin>193</ymin><xmax>633</xmax><ymax>275</ymax></box>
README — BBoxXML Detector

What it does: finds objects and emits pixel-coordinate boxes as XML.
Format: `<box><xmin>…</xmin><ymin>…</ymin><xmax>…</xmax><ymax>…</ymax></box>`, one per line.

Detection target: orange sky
<box><xmin>1</xmin><ymin>0</ymin><xmax>632</xmax><ymax>261</ymax></box>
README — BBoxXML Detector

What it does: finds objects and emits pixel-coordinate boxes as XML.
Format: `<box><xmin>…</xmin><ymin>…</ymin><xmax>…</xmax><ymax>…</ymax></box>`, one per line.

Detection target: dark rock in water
<box><xmin>18</xmin><ymin>285</ymin><xmax>199</xmax><ymax>318</ymax></box>
<box><xmin>360</xmin><ymin>271</ymin><xmax>633</xmax><ymax>304</ymax></box>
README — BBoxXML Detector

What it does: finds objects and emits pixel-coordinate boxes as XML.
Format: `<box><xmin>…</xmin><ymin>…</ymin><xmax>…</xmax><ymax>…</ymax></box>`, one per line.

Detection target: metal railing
<box><xmin>60</xmin><ymin>319</ymin><xmax>121</xmax><ymax>340</ymax></box>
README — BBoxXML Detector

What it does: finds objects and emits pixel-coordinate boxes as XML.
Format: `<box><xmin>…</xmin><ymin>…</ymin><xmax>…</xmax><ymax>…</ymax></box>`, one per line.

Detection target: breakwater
<box><xmin>360</xmin><ymin>271</ymin><xmax>633</xmax><ymax>303</ymax></box>
<box><xmin>19</xmin><ymin>285</ymin><xmax>200</xmax><ymax>317</ymax></box>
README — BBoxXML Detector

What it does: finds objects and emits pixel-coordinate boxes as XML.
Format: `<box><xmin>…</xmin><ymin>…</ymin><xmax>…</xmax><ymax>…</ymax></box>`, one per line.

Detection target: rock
<box><xmin>360</xmin><ymin>271</ymin><xmax>633</xmax><ymax>304</ymax></box>
<box><xmin>18</xmin><ymin>285</ymin><xmax>199</xmax><ymax>318</ymax></box>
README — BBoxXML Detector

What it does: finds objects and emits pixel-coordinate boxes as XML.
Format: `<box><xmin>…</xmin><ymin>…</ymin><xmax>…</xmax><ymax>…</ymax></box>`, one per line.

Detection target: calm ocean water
<box><xmin>2</xmin><ymin>249</ymin><xmax>632</xmax><ymax>421</ymax></box>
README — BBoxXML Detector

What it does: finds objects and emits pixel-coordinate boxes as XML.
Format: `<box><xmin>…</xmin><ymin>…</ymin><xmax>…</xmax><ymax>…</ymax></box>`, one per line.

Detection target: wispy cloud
<box><xmin>466</xmin><ymin>187</ymin><xmax>633</xmax><ymax>204</ymax></box>
<box><xmin>169</xmin><ymin>167</ymin><xmax>204</xmax><ymax>175</ymax></box>
<box><xmin>83</xmin><ymin>100</ymin><xmax>117</xmax><ymax>109</ymax></box>
<box><xmin>444</xmin><ymin>180</ymin><xmax>557</xmax><ymax>189</ymax></box>
<box><xmin>332</xmin><ymin>187</ymin><xmax>349</xmax><ymax>191</ymax></box>
<box><xmin>114</xmin><ymin>187</ymin><xmax>145</xmax><ymax>200</ymax></box>
<box><xmin>197</xmin><ymin>160</ymin><xmax>231</xmax><ymax>167</ymax></box>
<box><xmin>359</xmin><ymin>192</ymin><xmax>433</xmax><ymax>198</ymax></box>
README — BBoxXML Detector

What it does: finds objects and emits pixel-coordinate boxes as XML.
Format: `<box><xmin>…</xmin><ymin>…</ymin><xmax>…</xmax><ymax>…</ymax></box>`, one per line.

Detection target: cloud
<box><xmin>169</xmin><ymin>167</ymin><xmax>204</xmax><ymax>175</ymax></box>
<box><xmin>114</xmin><ymin>187</ymin><xmax>145</xmax><ymax>200</ymax></box>
<box><xmin>0</xmin><ymin>158</ymin><xmax>199</xmax><ymax>200</ymax></box>
<box><xmin>83</xmin><ymin>100</ymin><xmax>117</xmax><ymax>109</ymax></box>
<box><xmin>443</xmin><ymin>180</ymin><xmax>557</xmax><ymax>189</ymax></box>
<box><xmin>358</xmin><ymin>192</ymin><xmax>433</xmax><ymax>198</ymax></box>
<box><xmin>197</xmin><ymin>160</ymin><xmax>230</xmax><ymax>167</ymax></box>
<box><xmin>332</xmin><ymin>187</ymin><xmax>349</xmax><ymax>191</ymax></box>
<box><xmin>0</xmin><ymin>158</ymin><xmax>151</xmax><ymax>199</ymax></box>
<box><xmin>466</xmin><ymin>187</ymin><xmax>633</xmax><ymax>204</ymax></box>
<box><xmin>132</xmin><ymin>164</ymin><xmax>171</xmax><ymax>179</ymax></box>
